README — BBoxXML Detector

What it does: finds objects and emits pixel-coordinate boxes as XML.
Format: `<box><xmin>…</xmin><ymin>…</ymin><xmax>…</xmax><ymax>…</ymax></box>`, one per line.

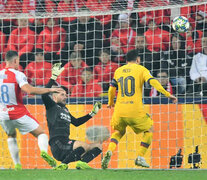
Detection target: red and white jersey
<box><xmin>0</xmin><ymin>68</ymin><xmax>29</xmax><ymax>120</ymax></box>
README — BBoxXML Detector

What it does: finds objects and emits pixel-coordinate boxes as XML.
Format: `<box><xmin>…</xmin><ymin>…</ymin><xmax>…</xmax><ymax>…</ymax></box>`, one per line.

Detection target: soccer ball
<box><xmin>172</xmin><ymin>16</ymin><xmax>190</xmax><ymax>33</ymax></box>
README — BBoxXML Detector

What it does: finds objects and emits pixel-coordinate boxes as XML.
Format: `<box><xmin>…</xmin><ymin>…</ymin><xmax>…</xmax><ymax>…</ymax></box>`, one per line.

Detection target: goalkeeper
<box><xmin>42</xmin><ymin>63</ymin><xmax>102</xmax><ymax>170</ymax></box>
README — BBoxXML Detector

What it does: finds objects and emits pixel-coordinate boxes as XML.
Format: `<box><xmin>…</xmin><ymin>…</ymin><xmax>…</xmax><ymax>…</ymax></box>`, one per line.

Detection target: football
<box><xmin>172</xmin><ymin>16</ymin><xmax>190</xmax><ymax>33</ymax></box>
<box><xmin>86</xmin><ymin>126</ymin><xmax>110</xmax><ymax>143</ymax></box>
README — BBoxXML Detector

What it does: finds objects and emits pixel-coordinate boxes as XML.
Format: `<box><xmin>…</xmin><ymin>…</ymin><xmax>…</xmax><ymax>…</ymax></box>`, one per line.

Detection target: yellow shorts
<box><xmin>111</xmin><ymin>113</ymin><xmax>153</xmax><ymax>135</ymax></box>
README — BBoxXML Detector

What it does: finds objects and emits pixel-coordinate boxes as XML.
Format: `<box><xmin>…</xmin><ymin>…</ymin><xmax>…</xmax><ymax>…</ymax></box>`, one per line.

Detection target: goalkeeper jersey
<box><xmin>42</xmin><ymin>79</ymin><xmax>92</xmax><ymax>145</ymax></box>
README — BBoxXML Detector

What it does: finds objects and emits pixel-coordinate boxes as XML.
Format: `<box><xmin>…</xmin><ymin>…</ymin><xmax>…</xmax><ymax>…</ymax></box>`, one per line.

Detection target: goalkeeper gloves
<box><xmin>89</xmin><ymin>101</ymin><xmax>102</xmax><ymax>117</ymax></box>
<box><xmin>51</xmin><ymin>63</ymin><xmax>64</xmax><ymax>80</ymax></box>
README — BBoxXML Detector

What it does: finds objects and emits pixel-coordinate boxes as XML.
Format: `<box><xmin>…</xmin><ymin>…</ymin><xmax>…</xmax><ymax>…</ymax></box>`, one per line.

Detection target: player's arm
<box><xmin>71</xmin><ymin>102</ymin><xmax>102</xmax><ymax>126</ymax></box>
<box><xmin>21</xmin><ymin>84</ymin><xmax>61</xmax><ymax>95</ymax></box>
<box><xmin>148</xmin><ymin>78</ymin><xmax>177</xmax><ymax>103</ymax></box>
<box><xmin>41</xmin><ymin>79</ymin><xmax>58</xmax><ymax>109</ymax></box>
<box><xmin>107</xmin><ymin>78</ymin><xmax>117</xmax><ymax>108</ymax></box>
<box><xmin>148</xmin><ymin>78</ymin><xmax>171</xmax><ymax>97</ymax></box>
<box><xmin>42</xmin><ymin>63</ymin><xmax>65</xmax><ymax>109</ymax></box>
<box><xmin>16</xmin><ymin>69</ymin><xmax>62</xmax><ymax>95</ymax></box>
<box><xmin>143</xmin><ymin>68</ymin><xmax>177</xmax><ymax>103</ymax></box>
<box><xmin>70</xmin><ymin>113</ymin><xmax>92</xmax><ymax>127</ymax></box>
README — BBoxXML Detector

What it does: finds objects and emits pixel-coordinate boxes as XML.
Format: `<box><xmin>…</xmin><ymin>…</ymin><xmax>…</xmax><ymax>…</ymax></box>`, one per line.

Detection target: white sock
<box><xmin>38</xmin><ymin>133</ymin><xmax>48</xmax><ymax>152</ymax></box>
<box><xmin>7</xmin><ymin>138</ymin><xmax>20</xmax><ymax>165</ymax></box>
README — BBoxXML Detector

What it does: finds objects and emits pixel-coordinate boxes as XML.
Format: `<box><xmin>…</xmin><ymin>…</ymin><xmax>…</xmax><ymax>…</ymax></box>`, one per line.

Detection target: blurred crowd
<box><xmin>0</xmin><ymin>0</ymin><xmax>207</xmax><ymax>97</ymax></box>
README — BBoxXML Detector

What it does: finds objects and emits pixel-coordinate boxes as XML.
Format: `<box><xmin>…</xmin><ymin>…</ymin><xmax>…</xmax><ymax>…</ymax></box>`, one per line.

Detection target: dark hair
<box><xmin>126</xmin><ymin>49</ymin><xmax>140</xmax><ymax>62</ymax></box>
<box><xmin>51</xmin><ymin>85</ymin><xmax>68</xmax><ymax>95</ymax></box>
<box><xmin>35</xmin><ymin>48</ymin><xmax>44</xmax><ymax>55</ymax></box>
<box><xmin>99</xmin><ymin>48</ymin><xmax>110</xmax><ymax>56</ymax></box>
<box><xmin>5</xmin><ymin>50</ymin><xmax>18</xmax><ymax>61</ymax></box>
<box><xmin>171</xmin><ymin>33</ymin><xmax>186</xmax><ymax>50</ymax></box>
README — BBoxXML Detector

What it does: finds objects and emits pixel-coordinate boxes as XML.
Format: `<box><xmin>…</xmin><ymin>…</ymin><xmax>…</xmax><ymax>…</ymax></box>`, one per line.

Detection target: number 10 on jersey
<box><xmin>118</xmin><ymin>76</ymin><xmax>135</xmax><ymax>97</ymax></box>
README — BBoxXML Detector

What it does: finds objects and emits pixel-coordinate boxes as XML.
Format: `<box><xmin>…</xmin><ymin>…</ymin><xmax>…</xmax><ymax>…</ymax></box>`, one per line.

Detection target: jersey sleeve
<box><xmin>142</xmin><ymin>67</ymin><xmax>154</xmax><ymax>83</ymax></box>
<box><xmin>110</xmin><ymin>70</ymin><xmax>118</xmax><ymax>88</ymax></box>
<box><xmin>16</xmin><ymin>71</ymin><xmax>28</xmax><ymax>88</ymax></box>
<box><xmin>70</xmin><ymin>113</ymin><xmax>92</xmax><ymax>127</ymax></box>
<box><xmin>149</xmin><ymin>79</ymin><xmax>171</xmax><ymax>97</ymax></box>
<box><xmin>42</xmin><ymin>79</ymin><xmax>57</xmax><ymax>110</ymax></box>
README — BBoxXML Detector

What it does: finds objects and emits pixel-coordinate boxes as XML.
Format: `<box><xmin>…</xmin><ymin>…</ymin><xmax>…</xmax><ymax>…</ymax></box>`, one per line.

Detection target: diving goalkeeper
<box><xmin>102</xmin><ymin>49</ymin><xmax>177</xmax><ymax>169</ymax></box>
<box><xmin>42</xmin><ymin>63</ymin><xmax>102</xmax><ymax>170</ymax></box>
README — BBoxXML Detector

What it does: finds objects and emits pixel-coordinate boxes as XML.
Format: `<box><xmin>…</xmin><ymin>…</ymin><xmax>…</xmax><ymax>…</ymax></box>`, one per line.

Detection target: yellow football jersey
<box><xmin>111</xmin><ymin>63</ymin><xmax>153</xmax><ymax>117</ymax></box>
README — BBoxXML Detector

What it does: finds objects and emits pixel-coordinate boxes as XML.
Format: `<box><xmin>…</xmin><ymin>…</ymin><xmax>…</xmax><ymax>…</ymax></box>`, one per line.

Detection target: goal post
<box><xmin>0</xmin><ymin>0</ymin><xmax>207</xmax><ymax>169</ymax></box>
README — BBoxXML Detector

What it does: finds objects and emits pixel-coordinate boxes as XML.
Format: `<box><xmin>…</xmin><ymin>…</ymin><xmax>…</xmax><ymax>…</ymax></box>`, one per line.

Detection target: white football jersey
<box><xmin>0</xmin><ymin>68</ymin><xmax>29</xmax><ymax>120</ymax></box>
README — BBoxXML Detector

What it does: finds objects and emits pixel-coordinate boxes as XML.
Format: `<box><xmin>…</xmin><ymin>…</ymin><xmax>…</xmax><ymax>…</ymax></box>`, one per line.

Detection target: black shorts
<box><xmin>50</xmin><ymin>139</ymin><xmax>76</xmax><ymax>162</ymax></box>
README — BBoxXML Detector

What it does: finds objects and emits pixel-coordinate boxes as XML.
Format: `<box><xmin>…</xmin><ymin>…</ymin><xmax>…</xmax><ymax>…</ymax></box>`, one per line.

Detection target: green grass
<box><xmin>0</xmin><ymin>169</ymin><xmax>207</xmax><ymax>180</ymax></box>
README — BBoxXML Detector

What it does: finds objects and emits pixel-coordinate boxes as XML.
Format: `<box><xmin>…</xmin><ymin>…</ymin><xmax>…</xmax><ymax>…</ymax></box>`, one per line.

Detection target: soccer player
<box><xmin>0</xmin><ymin>51</ymin><xmax>63</xmax><ymax>170</ymax></box>
<box><xmin>101</xmin><ymin>49</ymin><xmax>177</xmax><ymax>169</ymax></box>
<box><xmin>41</xmin><ymin>63</ymin><xmax>102</xmax><ymax>170</ymax></box>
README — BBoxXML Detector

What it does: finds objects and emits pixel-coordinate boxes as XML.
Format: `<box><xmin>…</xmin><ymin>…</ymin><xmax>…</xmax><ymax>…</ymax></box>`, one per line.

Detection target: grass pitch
<box><xmin>0</xmin><ymin>169</ymin><xmax>207</xmax><ymax>180</ymax></box>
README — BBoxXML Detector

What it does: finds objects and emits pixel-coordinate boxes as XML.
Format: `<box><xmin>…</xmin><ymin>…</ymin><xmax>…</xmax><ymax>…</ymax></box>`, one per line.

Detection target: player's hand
<box><xmin>169</xmin><ymin>95</ymin><xmax>177</xmax><ymax>104</ymax></box>
<box><xmin>89</xmin><ymin>101</ymin><xmax>102</xmax><ymax>117</ymax></box>
<box><xmin>49</xmin><ymin>88</ymin><xmax>64</xmax><ymax>94</ymax></box>
<box><xmin>107</xmin><ymin>102</ymin><xmax>114</xmax><ymax>109</ymax></box>
<box><xmin>51</xmin><ymin>63</ymin><xmax>64</xmax><ymax>80</ymax></box>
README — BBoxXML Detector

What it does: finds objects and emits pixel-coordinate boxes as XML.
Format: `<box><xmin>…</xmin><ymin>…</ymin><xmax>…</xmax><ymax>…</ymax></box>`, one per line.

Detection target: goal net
<box><xmin>0</xmin><ymin>0</ymin><xmax>207</xmax><ymax>169</ymax></box>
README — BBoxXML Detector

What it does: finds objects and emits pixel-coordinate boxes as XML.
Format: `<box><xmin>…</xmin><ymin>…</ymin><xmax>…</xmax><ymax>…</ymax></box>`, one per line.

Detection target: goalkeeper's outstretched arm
<box><xmin>71</xmin><ymin>102</ymin><xmax>102</xmax><ymax>127</ymax></box>
<box><xmin>149</xmin><ymin>78</ymin><xmax>177</xmax><ymax>103</ymax></box>
<box><xmin>42</xmin><ymin>63</ymin><xmax>65</xmax><ymax>110</ymax></box>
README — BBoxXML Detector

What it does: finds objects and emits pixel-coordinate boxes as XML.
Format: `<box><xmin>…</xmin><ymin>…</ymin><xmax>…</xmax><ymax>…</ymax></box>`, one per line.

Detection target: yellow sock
<box><xmin>108</xmin><ymin>131</ymin><xmax>123</xmax><ymax>153</ymax></box>
<box><xmin>138</xmin><ymin>132</ymin><xmax>153</xmax><ymax>157</ymax></box>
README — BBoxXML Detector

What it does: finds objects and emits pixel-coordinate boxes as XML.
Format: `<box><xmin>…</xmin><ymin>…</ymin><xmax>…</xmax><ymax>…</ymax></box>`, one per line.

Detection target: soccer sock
<box><xmin>107</xmin><ymin>131</ymin><xmax>123</xmax><ymax>153</ymax></box>
<box><xmin>137</xmin><ymin>132</ymin><xmax>153</xmax><ymax>157</ymax></box>
<box><xmin>7</xmin><ymin>138</ymin><xmax>20</xmax><ymax>165</ymax></box>
<box><xmin>81</xmin><ymin>147</ymin><xmax>102</xmax><ymax>163</ymax></box>
<box><xmin>38</xmin><ymin>133</ymin><xmax>48</xmax><ymax>152</ymax></box>
<box><xmin>62</xmin><ymin>147</ymin><xmax>85</xmax><ymax>164</ymax></box>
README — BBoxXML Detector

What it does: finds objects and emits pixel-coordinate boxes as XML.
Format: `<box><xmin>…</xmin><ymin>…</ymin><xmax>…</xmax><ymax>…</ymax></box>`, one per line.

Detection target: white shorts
<box><xmin>0</xmin><ymin>114</ymin><xmax>39</xmax><ymax>135</ymax></box>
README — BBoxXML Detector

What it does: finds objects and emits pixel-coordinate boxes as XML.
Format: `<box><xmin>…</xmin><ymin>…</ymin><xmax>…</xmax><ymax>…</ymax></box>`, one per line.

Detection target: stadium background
<box><xmin>1</xmin><ymin>0</ymin><xmax>207</xmax><ymax>171</ymax></box>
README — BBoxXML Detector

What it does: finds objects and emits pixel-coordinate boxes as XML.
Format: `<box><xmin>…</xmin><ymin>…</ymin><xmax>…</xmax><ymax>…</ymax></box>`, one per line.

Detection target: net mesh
<box><xmin>0</xmin><ymin>0</ymin><xmax>207</xmax><ymax>169</ymax></box>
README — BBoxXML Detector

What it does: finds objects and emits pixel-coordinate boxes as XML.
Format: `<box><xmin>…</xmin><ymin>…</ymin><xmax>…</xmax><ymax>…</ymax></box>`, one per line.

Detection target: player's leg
<box><xmin>64</xmin><ymin>141</ymin><xmax>102</xmax><ymax>169</ymax></box>
<box><xmin>15</xmin><ymin>114</ymin><xmax>56</xmax><ymax>168</ymax></box>
<box><xmin>76</xmin><ymin>141</ymin><xmax>102</xmax><ymax>169</ymax></box>
<box><xmin>7</xmin><ymin>131</ymin><xmax>22</xmax><ymax>170</ymax></box>
<box><xmin>134</xmin><ymin>128</ymin><xmax>153</xmax><ymax>168</ymax></box>
<box><xmin>130</xmin><ymin>114</ymin><xmax>153</xmax><ymax>168</ymax></box>
<box><xmin>54</xmin><ymin>140</ymin><xmax>102</xmax><ymax>170</ymax></box>
<box><xmin>50</xmin><ymin>139</ymin><xmax>77</xmax><ymax>170</ymax></box>
<box><xmin>102</xmin><ymin>115</ymin><xmax>126</xmax><ymax>169</ymax></box>
<box><xmin>30</xmin><ymin>126</ymin><xmax>57</xmax><ymax>168</ymax></box>
<box><xmin>107</xmin><ymin>115</ymin><xmax>126</xmax><ymax>154</ymax></box>
<box><xmin>137</xmin><ymin>127</ymin><xmax>153</xmax><ymax>158</ymax></box>
<box><xmin>108</xmin><ymin>130</ymin><xmax>124</xmax><ymax>153</ymax></box>
<box><xmin>0</xmin><ymin>119</ymin><xmax>21</xmax><ymax>170</ymax></box>
<box><xmin>101</xmin><ymin>131</ymin><xmax>125</xmax><ymax>169</ymax></box>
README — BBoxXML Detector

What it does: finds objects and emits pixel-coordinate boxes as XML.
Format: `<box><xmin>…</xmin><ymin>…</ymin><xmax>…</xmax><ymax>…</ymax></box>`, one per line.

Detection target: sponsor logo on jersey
<box><xmin>23</xmin><ymin>77</ymin><xmax>27</xmax><ymax>82</ymax></box>
<box><xmin>60</xmin><ymin>112</ymin><xmax>71</xmax><ymax>122</ymax></box>
<box><xmin>1</xmin><ymin>107</ymin><xmax>14</xmax><ymax>112</ymax></box>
